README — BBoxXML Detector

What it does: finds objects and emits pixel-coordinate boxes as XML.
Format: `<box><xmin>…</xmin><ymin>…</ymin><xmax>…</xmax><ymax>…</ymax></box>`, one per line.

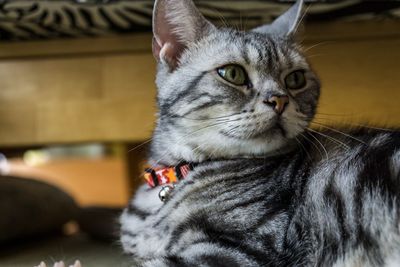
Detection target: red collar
<box><xmin>144</xmin><ymin>163</ymin><xmax>195</xmax><ymax>188</ymax></box>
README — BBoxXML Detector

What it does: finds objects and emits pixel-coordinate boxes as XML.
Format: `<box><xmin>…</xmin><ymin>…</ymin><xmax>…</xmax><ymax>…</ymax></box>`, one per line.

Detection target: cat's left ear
<box><xmin>253</xmin><ymin>0</ymin><xmax>304</xmax><ymax>38</ymax></box>
<box><xmin>152</xmin><ymin>0</ymin><xmax>215</xmax><ymax>70</ymax></box>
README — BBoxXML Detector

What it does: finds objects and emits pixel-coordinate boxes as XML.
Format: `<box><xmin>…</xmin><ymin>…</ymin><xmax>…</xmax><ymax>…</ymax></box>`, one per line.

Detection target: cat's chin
<box><xmin>149</xmin><ymin>131</ymin><xmax>297</xmax><ymax>167</ymax></box>
<box><xmin>219</xmin><ymin>124</ymin><xmax>287</xmax><ymax>140</ymax></box>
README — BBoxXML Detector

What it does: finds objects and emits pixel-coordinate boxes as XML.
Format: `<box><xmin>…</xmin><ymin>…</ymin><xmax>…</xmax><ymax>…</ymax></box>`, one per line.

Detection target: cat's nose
<box><xmin>263</xmin><ymin>95</ymin><xmax>289</xmax><ymax>115</ymax></box>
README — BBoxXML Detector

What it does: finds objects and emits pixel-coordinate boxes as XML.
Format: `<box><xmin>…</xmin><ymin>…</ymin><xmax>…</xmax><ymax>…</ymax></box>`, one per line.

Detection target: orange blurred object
<box><xmin>7</xmin><ymin>157</ymin><xmax>130</xmax><ymax>207</ymax></box>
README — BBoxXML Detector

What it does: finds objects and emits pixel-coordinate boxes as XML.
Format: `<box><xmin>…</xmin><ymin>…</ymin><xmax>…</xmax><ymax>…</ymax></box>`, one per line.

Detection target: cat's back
<box><xmin>185</xmin><ymin>129</ymin><xmax>400</xmax><ymax>266</ymax></box>
<box><xmin>304</xmin><ymin>128</ymin><xmax>400</xmax><ymax>192</ymax></box>
<box><xmin>302</xmin><ymin>128</ymin><xmax>400</xmax><ymax>266</ymax></box>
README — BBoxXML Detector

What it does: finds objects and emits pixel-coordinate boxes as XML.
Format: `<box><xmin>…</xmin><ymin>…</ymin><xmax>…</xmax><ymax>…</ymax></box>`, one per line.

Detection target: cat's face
<box><xmin>150</xmin><ymin>0</ymin><xmax>320</xmax><ymax>165</ymax></box>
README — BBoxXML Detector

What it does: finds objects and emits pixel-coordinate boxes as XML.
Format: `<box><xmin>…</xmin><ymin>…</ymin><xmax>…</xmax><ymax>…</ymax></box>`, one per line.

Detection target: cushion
<box><xmin>0</xmin><ymin>176</ymin><xmax>79</xmax><ymax>244</ymax></box>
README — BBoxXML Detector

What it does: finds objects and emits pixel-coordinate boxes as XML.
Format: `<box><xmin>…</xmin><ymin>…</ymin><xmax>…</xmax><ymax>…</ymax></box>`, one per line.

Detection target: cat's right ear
<box><xmin>152</xmin><ymin>0</ymin><xmax>215</xmax><ymax>70</ymax></box>
<box><xmin>253</xmin><ymin>0</ymin><xmax>304</xmax><ymax>38</ymax></box>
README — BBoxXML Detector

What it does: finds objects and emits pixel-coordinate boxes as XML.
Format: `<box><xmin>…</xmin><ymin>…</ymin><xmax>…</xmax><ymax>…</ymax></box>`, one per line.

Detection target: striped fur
<box><xmin>120</xmin><ymin>1</ymin><xmax>400</xmax><ymax>266</ymax></box>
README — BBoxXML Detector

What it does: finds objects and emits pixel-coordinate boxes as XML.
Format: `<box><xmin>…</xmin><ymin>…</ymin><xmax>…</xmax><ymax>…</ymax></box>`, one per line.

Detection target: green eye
<box><xmin>217</xmin><ymin>65</ymin><xmax>248</xmax><ymax>86</ymax></box>
<box><xmin>285</xmin><ymin>70</ymin><xmax>306</xmax><ymax>90</ymax></box>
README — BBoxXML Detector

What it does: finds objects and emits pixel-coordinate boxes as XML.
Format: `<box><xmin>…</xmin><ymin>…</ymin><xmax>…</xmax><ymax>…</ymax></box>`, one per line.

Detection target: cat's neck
<box><xmin>149</xmin><ymin>133</ymin><xmax>300</xmax><ymax>168</ymax></box>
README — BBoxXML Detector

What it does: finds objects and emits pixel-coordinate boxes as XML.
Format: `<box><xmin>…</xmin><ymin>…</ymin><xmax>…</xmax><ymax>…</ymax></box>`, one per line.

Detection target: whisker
<box><xmin>224</xmin><ymin>125</ymin><xmax>241</xmax><ymax>136</ymax></box>
<box><xmin>299</xmin><ymin>131</ymin><xmax>328</xmax><ymax>161</ymax></box>
<box><xmin>180</xmin><ymin>112</ymin><xmax>243</xmax><ymax>121</ymax></box>
<box><xmin>303</xmin><ymin>41</ymin><xmax>332</xmax><ymax>53</ymax></box>
<box><xmin>344</xmin><ymin>123</ymin><xmax>395</xmax><ymax>132</ymax></box>
<box><xmin>207</xmin><ymin>143</ymin><xmax>219</xmax><ymax>161</ymax></box>
<box><xmin>214</xmin><ymin>7</ymin><xmax>230</xmax><ymax>29</ymax></box>
<box><xmin>128</xmin><ymin>138</ymin><xmax>153</xmax><ymax>153</ymax></box>
<box><xmin>293</xmin><ymin>3</ymin><xmax>311</xmax><ymax>34</ymax></box>
<box><xmin>312</xmin><ymin>117</ymin><xmax>396</xmax><ymax>132</ymax></box>
<box><xmin>215</xmin><ymin>116</ymin><xmax>245</xmax><ymax>123</ymax></box>
<box><xmin>305</xmin><ymin>54</ymin><xmax>324</xmax><ymax>59</ymax></box>
<box><xmin>294</xmin><ymin>136</ymin><xmax>312</xmax><ymax>161</ymax></box>
<box><xmin>315</xmin><ymin>112</ymin><xmax>355</xmax><ymax>117</ymax></box>
<box><xmin>282</xmin><ymin>118</ymin><xmax>326</xmax><ymax>159</ymax></box>
<box><xmin>306</xmin><ymin>128</ymin><xmax>351</xmax><ymax>150</ymax></box>
<box><xmin>146</xmin><ymin>121</ymin><xmax>229</xmax><ymax>169</ymax></box>
<box><xmin>191</xmin><ymin>144</ymin><xmax>204</xmax><ymax>158</ymax></box>
<box><xmin>310</xmin><ymin>121</ymin><xmax>368</xmax><ymax>145</ymax></box>
<box><xmin>239</xmin><ymin>11</ymin><xmax>243</xmax><ymax>32</ymax></box>
<box><xmin>295</xmin><ymin>114</ymin><xmax>395</xmax><ymax>132</ymax></box>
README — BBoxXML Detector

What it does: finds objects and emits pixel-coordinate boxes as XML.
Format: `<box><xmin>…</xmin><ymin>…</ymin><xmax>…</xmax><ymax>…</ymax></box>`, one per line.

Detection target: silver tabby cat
<box><xmin>120</xmin><ymin>0</ymin><xmax>400</xmax><ymax>266</ymax></box>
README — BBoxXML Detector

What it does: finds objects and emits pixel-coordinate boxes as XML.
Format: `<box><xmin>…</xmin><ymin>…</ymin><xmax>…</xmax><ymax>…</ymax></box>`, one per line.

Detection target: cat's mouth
<box><xmin>219</xmin><ymin>118</ymin><xmax>287</xmax><ymax>140</ymax></box>
<box><xmin>275</xmin><ymin>122</ymin><xmax>287</xmax><ymax>137</ymax></box>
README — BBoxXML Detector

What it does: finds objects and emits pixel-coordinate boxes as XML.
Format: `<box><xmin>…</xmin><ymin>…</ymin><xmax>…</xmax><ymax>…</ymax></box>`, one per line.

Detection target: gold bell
<box><xmin>158</xmin><ymin>184</ymin><xmax>175</xmax><ymax>202</ymax></box>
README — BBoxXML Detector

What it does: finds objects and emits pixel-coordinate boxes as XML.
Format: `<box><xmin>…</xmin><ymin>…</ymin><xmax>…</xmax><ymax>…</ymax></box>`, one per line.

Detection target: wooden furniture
<box><xmin>0</xmin><ymin>21</ymin><xmax>399</xmax><ymax>148</ymax></box>
<box><xmin>0</xmin><ymin>34</ymin><xmax>156</xmax><ymax>146</ymax></box>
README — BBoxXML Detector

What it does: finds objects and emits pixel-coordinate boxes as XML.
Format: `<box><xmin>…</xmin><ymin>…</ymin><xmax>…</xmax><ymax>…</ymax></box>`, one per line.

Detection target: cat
<box><xmin>120</xmin><ymin>0</ymin><xmax>400</xmax><ymax>266</ymax></box>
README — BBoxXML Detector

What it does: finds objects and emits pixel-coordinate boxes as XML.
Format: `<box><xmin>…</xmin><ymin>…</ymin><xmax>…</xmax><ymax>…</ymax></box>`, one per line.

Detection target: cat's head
<box><xmin>150</xmin><ymin>0</ymin><xmax>320</xmax><ymax>166</ymax></box>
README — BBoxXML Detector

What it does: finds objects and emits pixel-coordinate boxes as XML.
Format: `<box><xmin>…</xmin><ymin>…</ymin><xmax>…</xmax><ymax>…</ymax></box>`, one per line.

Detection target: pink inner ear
<box><xmin>152</xmin><ymin>37</ymin><xmax>162</xmax><ymax>60</ymax></box>
<box><xmin>161</xmin><ymin>42</ymin><xmax>186</xmax><ymax>69</ymax></box>
<box><xmin>152</xmin><ymin>36</ymin><xmax>186</xmax><ymax>69</ymax></box>
<box><xmin>152</xmin><ymin>1</ymin><xmax>186</xmax><ymax>68</ymax></box>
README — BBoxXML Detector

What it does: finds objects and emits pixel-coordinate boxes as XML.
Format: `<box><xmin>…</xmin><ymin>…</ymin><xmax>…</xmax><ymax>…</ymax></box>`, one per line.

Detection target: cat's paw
<box><xmin>140</xmin><ymin>259</ymin><xmax>169</xmax><ymax>267</ymax></box>
<box><xmin>35</xmin><ymin>260</ymin><xmax>81</xmax><ymax>267</ymax></box>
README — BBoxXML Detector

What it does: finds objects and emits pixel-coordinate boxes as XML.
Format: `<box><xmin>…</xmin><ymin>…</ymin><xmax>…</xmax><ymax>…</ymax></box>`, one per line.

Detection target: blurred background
<box><xmin>0</xmin><ymin>0</ymin><xmax>399</xmax><ymax>266</ymax></box>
